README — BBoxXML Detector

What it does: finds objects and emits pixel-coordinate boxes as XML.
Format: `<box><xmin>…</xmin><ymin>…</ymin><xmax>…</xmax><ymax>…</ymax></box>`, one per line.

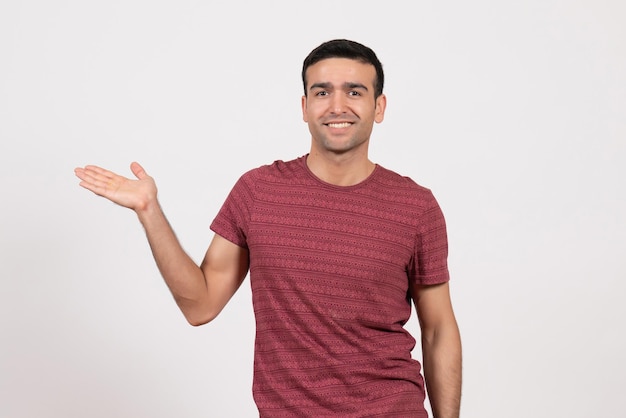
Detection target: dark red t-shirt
<box><xmin>211</xmin><ymin>156</ymin><xmax>449</xmax><ymax>417</ymax></box>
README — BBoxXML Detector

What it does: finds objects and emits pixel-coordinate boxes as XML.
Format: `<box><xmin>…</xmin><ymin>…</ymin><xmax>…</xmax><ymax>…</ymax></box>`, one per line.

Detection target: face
<box><xmin>302</xmin><ymin>58</ymin><xmax>386</xmax><ymax>156</ymax></box>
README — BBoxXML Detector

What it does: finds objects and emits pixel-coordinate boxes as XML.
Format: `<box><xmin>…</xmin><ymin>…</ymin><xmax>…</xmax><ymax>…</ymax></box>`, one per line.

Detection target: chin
<box><xmin>323</xmin><ymin>139</ymin><xmax>366</xmax><ymax>154</ymax></box>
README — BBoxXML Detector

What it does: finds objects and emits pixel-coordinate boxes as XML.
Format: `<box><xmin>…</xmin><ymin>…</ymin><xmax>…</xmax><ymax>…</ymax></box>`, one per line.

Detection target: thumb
<box><xmin>130</xmin><ymin>161</ymin><xmax>148</xmax><ymax>180</ymax></box>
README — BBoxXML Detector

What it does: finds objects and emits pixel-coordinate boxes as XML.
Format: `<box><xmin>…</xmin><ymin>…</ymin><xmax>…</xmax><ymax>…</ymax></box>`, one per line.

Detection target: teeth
<box><xmin>328</xmin><ymin>123</ymin><xmax>351</xmax><ymax>128</ymax></box>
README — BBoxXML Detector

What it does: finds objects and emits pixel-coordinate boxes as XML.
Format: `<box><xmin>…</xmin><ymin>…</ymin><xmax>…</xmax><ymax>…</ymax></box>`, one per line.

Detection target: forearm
<box><xmin>75</xmin><ymin>162</ymin><xmax>225</xmax><ymax>324</ymax></box>
<box><xmin>136</xmin><ymin>201</ymin><xmax>208</xmax><ymax>320</ymax></box>
<box><xmin>422</xmin><ymin>323</ymin><xmax>462</xmax><ymax>418</ymax></box>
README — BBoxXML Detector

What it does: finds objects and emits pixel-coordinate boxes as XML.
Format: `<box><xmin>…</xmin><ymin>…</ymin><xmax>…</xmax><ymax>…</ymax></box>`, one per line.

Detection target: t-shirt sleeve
<box><xmin>409</xmin><ymin>192</ymin><xmax>450</xmax><ymax>285</ymax></box>
<box><xmin>210</xmin><ymin>170</ymin><xmax>256</xmax><ymax>249</ymax></box>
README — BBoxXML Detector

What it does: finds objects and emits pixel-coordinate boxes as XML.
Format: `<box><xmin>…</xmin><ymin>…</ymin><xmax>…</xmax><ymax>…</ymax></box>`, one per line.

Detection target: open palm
<box><xmin>74</xmin><ymin>162</ymin><xmax>157</xmax><ymax>212</ymax></box>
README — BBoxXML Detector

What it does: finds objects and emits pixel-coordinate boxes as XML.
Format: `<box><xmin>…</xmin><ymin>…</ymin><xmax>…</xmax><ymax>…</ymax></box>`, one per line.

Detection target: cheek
<box><xmin>303</xmin><ymin>103</ymin><xmax>324</xmax><ymax>123</ymax></box>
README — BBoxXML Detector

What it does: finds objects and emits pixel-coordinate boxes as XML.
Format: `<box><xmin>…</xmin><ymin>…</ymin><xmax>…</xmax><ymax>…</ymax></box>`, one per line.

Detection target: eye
<box><xmin>348</xmin><ymin>90</ymin><xmax>361</xmax><ymax>97</ymax></box>
<box><xmin>316</xmin><ymin>91</ymin><xmax>329</xmax><ymax>97</ymax></box>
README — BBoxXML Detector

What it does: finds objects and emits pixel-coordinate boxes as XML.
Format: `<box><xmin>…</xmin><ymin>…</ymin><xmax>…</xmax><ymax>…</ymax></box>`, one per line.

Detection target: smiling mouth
<box><xmin>326</xmin><ymin>122</ymin><xmax>352</xmax><ymax>128</ymax></box>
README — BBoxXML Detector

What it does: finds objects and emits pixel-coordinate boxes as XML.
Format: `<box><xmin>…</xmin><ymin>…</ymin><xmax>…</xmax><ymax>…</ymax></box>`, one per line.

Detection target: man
<box><xmin>75</xmin><ymin>39</ymin><xmax>462</xmax><ymax>417</ymax></box>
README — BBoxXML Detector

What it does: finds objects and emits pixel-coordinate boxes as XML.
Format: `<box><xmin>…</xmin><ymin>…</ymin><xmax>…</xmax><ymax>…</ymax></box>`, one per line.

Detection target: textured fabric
<box><xmin>210</xmin><ymin>155</ymin><xmax>449</xmax><ymax>417</ymax></box>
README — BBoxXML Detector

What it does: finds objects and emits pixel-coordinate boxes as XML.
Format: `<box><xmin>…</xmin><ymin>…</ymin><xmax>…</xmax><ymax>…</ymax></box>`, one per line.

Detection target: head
<box><xmin>300</xmin><ymin>40</ymin><xmax>387</xmax><ymax>158</ymax></box>
<box><xmin>302</xmin><ymin>39</ymin><xmax>384</xmax><ymax>99</ymax></box>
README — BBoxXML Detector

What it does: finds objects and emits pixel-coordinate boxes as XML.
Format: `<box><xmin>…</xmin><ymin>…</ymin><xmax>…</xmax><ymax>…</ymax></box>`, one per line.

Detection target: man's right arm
<box><xmin>75</xmin><ymin>162</ymin><xmax>249</xmax><ymax>326</ymax></box>
<box><xmin>137</xmin><ymin>202</ymin><xmax>248</xmax><ymax>326</ymax></box>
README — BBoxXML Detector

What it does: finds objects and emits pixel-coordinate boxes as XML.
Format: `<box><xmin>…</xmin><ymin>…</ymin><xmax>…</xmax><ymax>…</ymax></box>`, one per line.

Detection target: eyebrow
<box><xmin>309</xmin><ymin>82</ymin><xmax>369</xmax><ymax>92</ymax></box>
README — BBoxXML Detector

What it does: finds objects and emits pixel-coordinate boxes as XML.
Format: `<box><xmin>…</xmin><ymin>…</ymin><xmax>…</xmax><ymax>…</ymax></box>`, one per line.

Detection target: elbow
<box><xmin>175</xmin><ymin>294</ymin><xmax>226</xmax><ymax>327</ymax></box>
<box><xmin>183</xmin><ymin>308</ymin><xmax>220</xmax><ymax>327</ymax></box>
<box><xmin>187</xmin><ymin>316</ymin><xmax>212</xmax><ymax>327</ymax></box>
<box><xmin>174</xmin><ymin>295</ymin><xmax>220</xmax><ymax>326</ymax></box>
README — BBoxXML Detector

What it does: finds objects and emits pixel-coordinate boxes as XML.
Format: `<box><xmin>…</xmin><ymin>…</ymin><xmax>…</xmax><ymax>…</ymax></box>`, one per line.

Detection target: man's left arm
<box><xmin>411</xmin><ymin>281</ymin><xmax>462</xmax><ymax>418</ymax></box>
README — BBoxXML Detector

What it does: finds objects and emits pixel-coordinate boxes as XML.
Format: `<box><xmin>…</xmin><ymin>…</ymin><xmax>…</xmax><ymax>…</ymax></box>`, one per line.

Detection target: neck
<box><xmin>306</xmin><ymin>150</ymin><xmax>375</xmax><ymax>186</ymax></box>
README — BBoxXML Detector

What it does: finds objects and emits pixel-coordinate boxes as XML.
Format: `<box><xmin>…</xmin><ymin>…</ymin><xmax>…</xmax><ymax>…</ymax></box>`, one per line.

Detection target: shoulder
<box><xmin>373</xmin><ymin>165</ymin><xmax>429</xmax><ymax>191</ymax></box>
<box><xmin>240</xmin><ymin>155</ymin><xmax>307</xmax><ymax>184</ymax></box>
<box><xmin>371</xmin><ymin>165</ymin><xmax>439</xmax><ymax>210</ymax></box>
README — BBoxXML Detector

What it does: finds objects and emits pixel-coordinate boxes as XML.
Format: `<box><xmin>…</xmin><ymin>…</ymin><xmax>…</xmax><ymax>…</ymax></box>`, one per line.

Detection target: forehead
<box><xmin>305</xmin><ymin>58</ymin><xmax>376</xmax><ymax>89</ymax></box>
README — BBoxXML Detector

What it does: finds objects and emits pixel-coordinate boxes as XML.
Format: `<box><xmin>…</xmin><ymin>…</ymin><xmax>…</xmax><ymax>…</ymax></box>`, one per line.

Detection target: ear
<box><xmin>301</xmin><ymin>95</ymin><xmax>308</xmax><ymax>122</ymax></box>
<box><xmin>374</xmin><ymin>94</ymin><xmax>387</xmax><ymax>124</ymax></box>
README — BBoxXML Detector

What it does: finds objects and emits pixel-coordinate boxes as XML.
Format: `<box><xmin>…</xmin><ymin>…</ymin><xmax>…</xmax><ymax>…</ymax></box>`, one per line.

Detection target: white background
<box><xmin>1</xmin><ymin>1</ymin><xmax>625</xmax><ymax>417</ymax></box>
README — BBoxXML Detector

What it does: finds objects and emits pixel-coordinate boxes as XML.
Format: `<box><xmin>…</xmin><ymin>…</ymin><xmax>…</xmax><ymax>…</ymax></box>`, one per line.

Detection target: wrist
<box><xmin>135</xmin><ymin>196</ymin><xmax>163</xmax><ymax>224</ymax></box>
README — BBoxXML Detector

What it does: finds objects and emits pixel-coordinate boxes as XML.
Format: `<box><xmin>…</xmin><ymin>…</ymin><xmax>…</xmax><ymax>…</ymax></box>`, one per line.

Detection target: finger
<box><xmin>76</xmin><ymin>167</ymin><xmax>110</xmax><ymax>186</ymax></box>
<box><xmin>74</xmin><ymin>167</ymin><xmax>100</xmax><ymax>185</ymax></box>
<box><xmin>75</xmin><ymin>166</ymin><xmax>123</xmax><ymax>196</ymax></box>
<box><xmin>83</xmin><ymin>165</ymin><xmax>117</xmax><ymax>180</ymax></box>
<box><xmin>74</xmin><ymin>167</ymin><xmax>86</xmax><ymax>179</ymax></box>
<box><xmin>77</xmin><ymin>174</ymin><xmax>114</xmax><ymax>196</ymax></box>
<box><xmin>130</xmin><ymin>161</ymin><xmax>147</xmax><ymax>180</ymax></box>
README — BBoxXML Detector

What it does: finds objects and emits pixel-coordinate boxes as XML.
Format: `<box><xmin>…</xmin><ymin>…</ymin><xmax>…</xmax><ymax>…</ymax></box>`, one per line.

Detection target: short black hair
<box><xmin>302</xmin><ymin>39</ymin><xmax>384</xmax><ymax>98</ymax></box>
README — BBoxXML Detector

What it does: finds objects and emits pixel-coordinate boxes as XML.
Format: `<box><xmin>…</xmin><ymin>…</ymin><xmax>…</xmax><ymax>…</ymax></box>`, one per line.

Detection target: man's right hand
<box><xmin>75</xmin><ymin>161</ymin><xmax>249</xmax><ymax>326</ymax></box>
<box><xmin>74</xmin><ymin>162</ymin><xmax>157</xmax><ymax>213</ymax></box>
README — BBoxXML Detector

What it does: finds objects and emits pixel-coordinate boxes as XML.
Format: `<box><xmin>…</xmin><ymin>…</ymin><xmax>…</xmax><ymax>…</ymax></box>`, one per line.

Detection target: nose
<box><xmin>330</xmin><ymin>93</ymin><xmax>347</xmax><ymax>114</ymax></box>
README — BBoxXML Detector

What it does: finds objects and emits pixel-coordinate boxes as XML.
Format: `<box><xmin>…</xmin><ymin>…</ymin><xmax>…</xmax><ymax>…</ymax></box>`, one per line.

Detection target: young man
<box><xmin>75</xmin><ymin>39</ymin><xmax>462</xmax><ymax>417</ymax></box>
